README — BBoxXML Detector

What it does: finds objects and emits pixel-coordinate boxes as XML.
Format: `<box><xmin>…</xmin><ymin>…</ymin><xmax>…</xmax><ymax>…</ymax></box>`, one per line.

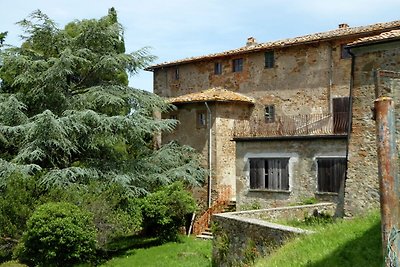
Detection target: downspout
<box><xmin>328</xmin><ymin>42</ymin><xmax>334</xmax><ymax>112</ymax></box>
<box><xmin>205</xmin><ymin>102</ymin><xmax>212</xmax><ymax>208</ymax></box>
<box><xmin>343</xmin><ymin>46</ymin><xmax>355</xmax><ymax>215</ymax></box>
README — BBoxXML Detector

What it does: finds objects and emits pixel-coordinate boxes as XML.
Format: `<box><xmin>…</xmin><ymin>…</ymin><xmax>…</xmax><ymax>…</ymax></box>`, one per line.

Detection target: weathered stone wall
<box><xmin>162</xmin><ymin>102</ymin><xmax>252</xmax><ymax>202</ymax></box>
<box><xmin>212</xmin><ymin>203</ymin><xmax>334</xmax><ymax>266</ymax></box>
<box><xmin>161</xmin><ymin>102</ymin><xmax>215</xmax><ymax>206</ymax></box>
<box><xmin>345</xmin><ymin>43</ymin><xmax>400</xmax><ymax>216</ymax></box>
<box><xmin>214</xmin><ymin>102</ymin><xmax>252</xmax><ymax>200</ymax></box>
<box><xmin>154</xmin><ymin>41</ymin><xmax>352</xmax><ymax>116</ymax></box>
<box><xmin>233</xmin><ymin>202</ymin><xmax>336</xmax><ymax>221</ymax></box>
<box><xmin>236</xmin><ymin>138</ymin><xmax>346</xmax><ymax>212</ymax></box>
<box><xmin>156</xmin><ymin>40</ymin><xmax>353</xmax><ymax>204</ymax></box>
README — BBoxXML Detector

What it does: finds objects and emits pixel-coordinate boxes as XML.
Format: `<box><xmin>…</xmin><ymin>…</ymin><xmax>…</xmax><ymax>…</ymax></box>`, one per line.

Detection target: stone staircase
<box><xmin>196</xmin><ymin>227</ymin><xmax>213</xmax><ymax>240</ymax></box>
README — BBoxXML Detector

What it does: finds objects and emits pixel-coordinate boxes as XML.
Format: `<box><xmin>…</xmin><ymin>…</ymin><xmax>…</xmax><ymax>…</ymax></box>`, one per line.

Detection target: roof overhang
<box><xmin>166</xmin><ymin>87</ymin><xmax>255</xmax><ymax>105</ymax></box>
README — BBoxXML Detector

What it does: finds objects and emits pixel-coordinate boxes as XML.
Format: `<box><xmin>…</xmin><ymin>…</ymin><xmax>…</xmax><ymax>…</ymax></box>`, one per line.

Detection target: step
<box><xmin>201</xmin><ymin>231</ymin><xmax>213</xmax><ymax>236</ymax></box>
<box><xmin>196</xmin><ymin>234</ymin><xmax>213</xmax><ymax>240</ymax></box>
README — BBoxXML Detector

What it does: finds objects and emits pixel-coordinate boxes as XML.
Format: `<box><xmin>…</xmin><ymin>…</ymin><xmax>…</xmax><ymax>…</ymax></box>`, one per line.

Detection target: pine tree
<box><xmin>0</xmin><ymin>9</ymin><xmax>205</xmax><ymax>195</ymax></box>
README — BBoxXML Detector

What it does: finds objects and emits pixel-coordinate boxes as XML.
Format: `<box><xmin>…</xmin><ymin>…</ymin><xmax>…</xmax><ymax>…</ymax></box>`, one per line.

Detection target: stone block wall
<box><xmin>212</xmin><ymin>203</ymin><xmax>334</xmax><ymax>266</ymax></box>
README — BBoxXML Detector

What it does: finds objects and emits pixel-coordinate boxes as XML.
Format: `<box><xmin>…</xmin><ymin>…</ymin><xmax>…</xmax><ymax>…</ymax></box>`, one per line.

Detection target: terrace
<box><xmin>233</xmin><ymin>112</ymin><xmax>349</xmax><ymax>138</ymax></box>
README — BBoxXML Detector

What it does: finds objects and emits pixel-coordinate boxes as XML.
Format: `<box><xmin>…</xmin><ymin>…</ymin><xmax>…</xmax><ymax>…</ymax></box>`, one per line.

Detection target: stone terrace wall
<box><xmin>235</xmin><ymin>202</ymin><xmax>336</xmax><ymax>222</ymax></box>
<box><xmin>212</xmin><ymin>203</ymin><xmax>335</xmax><ymax>266</ymax></box>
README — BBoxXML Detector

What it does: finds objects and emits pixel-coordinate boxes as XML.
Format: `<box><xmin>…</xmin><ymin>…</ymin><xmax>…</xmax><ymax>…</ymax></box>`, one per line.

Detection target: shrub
<box><xmin>44</xmin><ymin>182</ymin><xmax>143</xmax><ymax>248</ymax></box>
<box><xmin>304</xmin><ymin>210</ymin><xmax>335</xmax><ymax>226</ymax></box>
<box><xmin>141</xmin><ymin>182</ymin><xmax>196</xmax><ymax>242</ymax></box>
<box><xmin>0</xmin><ymin>260</ymin><xmax>28</xmax><ymax>267</ymax></box>
<box><xmin>14</xmin><ymin>202</ymin><xmax>97</xmax><ymax>267</ymax></box>
<box><xmin>0</xmin><ymin>174</ymin><xmax>40</xmax><ymax>261</ymax></box>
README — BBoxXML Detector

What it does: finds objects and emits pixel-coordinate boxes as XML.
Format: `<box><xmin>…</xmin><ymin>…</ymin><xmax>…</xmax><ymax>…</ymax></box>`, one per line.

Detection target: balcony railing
<box><xmin>233</xmin><ymin>112</ymin><xmax>349</xmax><ymax>138</ymax></box>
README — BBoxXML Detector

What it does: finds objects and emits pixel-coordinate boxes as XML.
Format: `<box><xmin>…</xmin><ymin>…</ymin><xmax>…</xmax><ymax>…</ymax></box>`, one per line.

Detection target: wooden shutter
<box><xmin>332</xmin><ymin>97</ymin><xmax>349</xmax><ymax>134</ymax></box>
<box><xmin>266</xmin><ymin>158</ymin><xmax>289</xmax><ymax>190</ymax></box>
<box><xmin>318</xmin><ymin>158</ymin><xmax>346</xmax><ymax>193</ymax></box>
<box><xmin>280</xmin><ymin>159</ymin><xmax>289</xmax><ymax>190</ymax></box>
<box><xmin>250</xmin><ymin>159</ymin><xmax>265</xmax><ymax>189</ymax></box>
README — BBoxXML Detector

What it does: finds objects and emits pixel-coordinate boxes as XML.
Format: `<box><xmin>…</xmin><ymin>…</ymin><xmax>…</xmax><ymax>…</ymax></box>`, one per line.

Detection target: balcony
<box><xmin>233</xmin><ymin>112</ymin><xmax>349</xmax><ymax>138</ymax></box>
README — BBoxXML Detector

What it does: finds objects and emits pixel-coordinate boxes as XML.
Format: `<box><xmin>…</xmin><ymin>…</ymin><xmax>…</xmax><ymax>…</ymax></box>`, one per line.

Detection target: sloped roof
<box><xmin>147</xmin><ymin>20</ymin><xmax>400</xmax><ymax>70</ymax></box>
<box><xmin>347</xmin><ymin>29</ymin><xmax>400</xmax><ymax>47</ymax></box>
<box><xmin>168</xmin><ymin>88</ymin><xmax>255</xmax><ymax>104</ymax></box>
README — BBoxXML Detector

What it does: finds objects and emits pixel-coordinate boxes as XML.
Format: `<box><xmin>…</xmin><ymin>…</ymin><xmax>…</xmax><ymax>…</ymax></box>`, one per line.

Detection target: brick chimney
<box><xmin>339</xmin><ymin>23</ymin><xmax>349</xmax><ymax>29</ymax></box>
<box><xmin>246</xmin><ymin>37</ymin><xmax>257</xmax><ymax>47</ymax></box>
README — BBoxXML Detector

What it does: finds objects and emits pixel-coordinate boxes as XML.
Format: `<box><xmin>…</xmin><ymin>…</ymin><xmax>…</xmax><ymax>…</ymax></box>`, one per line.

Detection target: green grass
<box><xmin>255</xmin><ymin>211</ymin><xmax>382</xmax><ymax>267</ymax></box>
<box><xmin>100</xmin><ymin>236</ymin><xmax>212</xmax><ymax>267</ymax></box>
<box><xmin>0</xmin><ymin>261</ymin><xmax>28</xmax><ymax>267</ymax></box>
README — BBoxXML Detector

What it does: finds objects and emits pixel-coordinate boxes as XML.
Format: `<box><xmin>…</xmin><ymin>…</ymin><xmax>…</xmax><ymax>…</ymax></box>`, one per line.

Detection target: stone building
<box><xmin>146</xmin><ymin>21</ymin><xmax>400</xmax><ymax>216</ymax></box>
<box><xmin>346</xmin><ymin>30</ymin><xmax>400</xmax><ymax>216</ymax></box>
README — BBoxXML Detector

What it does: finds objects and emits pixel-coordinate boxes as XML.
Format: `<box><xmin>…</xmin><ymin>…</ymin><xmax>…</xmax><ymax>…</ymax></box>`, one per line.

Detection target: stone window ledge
<box><xmin>315</xmin><ymin>191</ymin><xmax>339</xmax><ymax>196</ymax></box>
<box><xmin>249</xmin><ymin>189</ymin><xmax>291</xmax><ymax>194</ymax></box>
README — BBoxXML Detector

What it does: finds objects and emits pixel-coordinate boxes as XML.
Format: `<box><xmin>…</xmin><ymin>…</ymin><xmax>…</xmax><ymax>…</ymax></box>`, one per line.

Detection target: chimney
<box><xmin>246</xmin><ymin>37</ymin><xmax>257</xmax><ymax>47</ymax></box>
<box><xmin>338</xmin><ymin>23</ymin><xmax>349</xmax><ymax>29</ymax></box>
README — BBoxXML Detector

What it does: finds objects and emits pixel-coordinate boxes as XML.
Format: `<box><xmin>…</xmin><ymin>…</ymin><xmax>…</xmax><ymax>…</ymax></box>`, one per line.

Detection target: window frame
<box><xmin>232</xmin><ymin>58</ymin><xmax>243</xmax><ymax>72</ymax></box>
<box><xmin>265</xmin><ymin>105</ymin><xmax>275</xmax><ymax>123</ymax></box>
<box><xmin>174</xmin><ymin>67</ymin><xmax>179</xmax><ymax>80</ymax></box>
<box><xmin>264</xmin><ymin>50</ymin><xmax>275</xmax><ymax>68</ymax></box>
<box><xmin>249</xmin><ymin>157</ymin><xmax>290</xmax><ymax>191</ymax></box>
<box><xmin>316</xmin><ymin>157</ymin><xmax>346</xmax><ymax>194</ymax></box>
<box><xmin>214</xmin><ymin>62</ymin><xmax>222</xmax><ymax>75</ymax></box>
<box><xmin>340</xmin><ymin>44</ymin><xmax>351</xmax><ymax>59</ymax></box>
<box><xmin>196</xmin><ymin>110</ymin><xmax>207</xmax><ymax>128</ymax></box>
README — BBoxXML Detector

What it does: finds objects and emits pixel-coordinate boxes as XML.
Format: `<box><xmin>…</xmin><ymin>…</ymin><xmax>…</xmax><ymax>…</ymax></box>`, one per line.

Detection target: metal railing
<box><xmin>234</xmin><ymin>112</ymin><xmax>349</xmax><ymax>138</ymax></box>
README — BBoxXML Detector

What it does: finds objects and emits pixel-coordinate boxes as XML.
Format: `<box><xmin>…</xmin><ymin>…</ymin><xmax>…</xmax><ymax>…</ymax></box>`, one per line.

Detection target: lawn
<box><xmin>255</xmin><ymin>211</ymin><xmax>382</xmax><ymax>267</ymax></box>
<box><xmin>0</xmin><ymin>212</ymin><xmax>382</xmax><ymax>267</ymax></box>
<box><xmin>100</xmin><ymin>236</ymin><xmax>212</xmax><ymax>267</ymax></box>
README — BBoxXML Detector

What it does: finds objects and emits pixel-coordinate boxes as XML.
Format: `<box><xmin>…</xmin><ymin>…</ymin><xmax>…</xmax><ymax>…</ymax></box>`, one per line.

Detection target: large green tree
<box><xmin>0</xmin><ymin>8</ymin><xmax>205</xmax><ymax>195</ymax></box>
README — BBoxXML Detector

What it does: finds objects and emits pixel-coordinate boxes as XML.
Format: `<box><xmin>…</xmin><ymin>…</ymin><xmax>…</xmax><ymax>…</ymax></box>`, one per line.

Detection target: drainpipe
<box><xmin>205</xmin><ymin>102</ymin><xmax>212</xmax><ymax>208</ymax></box>
<box><xmin>344</xmin><ymin>47</ymin><xmax>355</xmax><ymax>215</ymax></box>
<box><xmin>328</xmin><ymin>42</ymin><xmax>334</xmax><ymax>112</ymax></box>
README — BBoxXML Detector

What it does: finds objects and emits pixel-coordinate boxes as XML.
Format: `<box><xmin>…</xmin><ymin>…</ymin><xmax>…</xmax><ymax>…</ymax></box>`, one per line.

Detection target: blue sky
<box><xmin>1</xmin><ymin>0</ymin><xmax>400</xmax><ymax>92</ymax></box>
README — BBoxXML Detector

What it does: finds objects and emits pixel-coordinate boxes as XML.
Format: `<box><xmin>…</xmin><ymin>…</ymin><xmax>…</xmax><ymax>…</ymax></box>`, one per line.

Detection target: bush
<box><xmin>14</xmin><ymin>202</ymin><xmax>97</xmax><ymax>267</ymax></box>
<box><xmin>0</xmin><ymin>260</ymin><xmax>28</xmax><ymax>267</ymax></box>
<box><xmin>44</xmin><ymin>182</ymin><xmax>143</xmax><ymax>248</ymax></box>
<box><xmin>141</xmin><ymin>182</ymin><xmax>196</xmax><ymax>242</ymax></box>
<box><xmin>304</xmin><ymin>210</ymin><xmax>335</xmax><ymax>226</ymax></box>
<box><xmin>0</xmin><ymin>174</ymin><xmax>40</xmax><ymax>261</ymax></box>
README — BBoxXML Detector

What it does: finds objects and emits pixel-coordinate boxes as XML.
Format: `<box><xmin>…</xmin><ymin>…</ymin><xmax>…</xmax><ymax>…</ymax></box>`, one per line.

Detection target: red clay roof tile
<box><xmin>147</xmin><ymin>20</ymin><xmax>400</xmax><ymax>70</ymax></box>
<box><xmin>167</xmin><ymin>87</ymin><xmax>255</xmax><ymax>104</ymax></box>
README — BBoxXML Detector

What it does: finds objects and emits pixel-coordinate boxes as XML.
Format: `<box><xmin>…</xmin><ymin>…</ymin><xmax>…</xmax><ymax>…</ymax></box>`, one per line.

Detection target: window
<box><xmin>197</xmin><ymin>111</ymin><xmax>207</xmax><ymax>128</ymax></box>
<box><xmin>174</xmin><ymin>67</ymin><xmax>179</xmax><ymax>79</ymax></box>
<box><xmin>232</xmin><ymin>58</ymin><xmax>243</xmax><ymax>72</ymax></box>
<box><xmin>264</xmin><ymin>51</ymin><xmax>275</xmax><ymax>68</ymax></box>
<box><xmin>214</xmin><ymin>62</ymin><xmax>222</xmax><ymax>75</ymax></box>
<box><xmin>249</xmin><ymin>158</ymin><xmax>289</xmax><ymax>191</ymax></box>
<box><xmin>340</xmin><ymin>45</ymin><xmax>351</xmax><ymax>59</ymax></box>
<box><xmin>317</xmin><ymin>158</ymin><xmax>346</xmax><ymax>193</ymax></box>
<box><xmin>265</xmin><ymin>105</ymin><xmax>275</xmax><ymax>123</ymax></box>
